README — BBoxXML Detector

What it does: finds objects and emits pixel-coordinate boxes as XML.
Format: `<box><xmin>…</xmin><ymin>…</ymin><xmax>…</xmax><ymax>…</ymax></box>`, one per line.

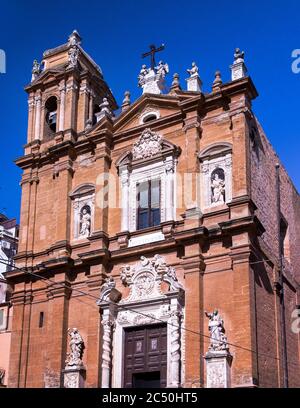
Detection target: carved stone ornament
<box><xmin>132</xmin><ymin>128</ymin><xmax>162</xmax><ymax>160</ymax></box>
<box><xmin>65</xmin><ymin>328</ymin><xmax>85</xmax><ymax>367</ymax></box>
<box><xmin>97</xmin><ymin>276</ymin><xmax>116</xmax><ymax>304</ymax></box>
<box><xmin>44</xmin><ymin>368</ymin><xmax>60</xmax><ymax>388</ymax></box>
<box><xmin>120</xmin><ymin>254</ymin><xmax>183</xmax><ymax>303</ymax></box>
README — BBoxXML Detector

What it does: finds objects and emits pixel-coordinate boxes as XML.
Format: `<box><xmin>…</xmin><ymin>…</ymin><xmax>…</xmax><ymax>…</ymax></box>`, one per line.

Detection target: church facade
<box><xmin>5</xmin><ymin>31</ymin><xmax>300</xmax><ymax>388</ymax></box>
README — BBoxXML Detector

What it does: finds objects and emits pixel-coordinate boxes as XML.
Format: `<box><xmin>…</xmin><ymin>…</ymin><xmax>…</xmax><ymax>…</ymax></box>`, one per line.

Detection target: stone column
<box><xmin>34</xmin><ymin>92</ymin><xmax>42</xmax><ymax>140</ymax></box>
<box><xmin>101</xmin><ymin>310</ymin><xmax>113</xmax><ymax>388</ymax></box>
<box><xmin>88</xmin><ymin>90</ymin><xmax>94</xmax><ymax>122</ymax></box>
<box><xmin>120</xmin><ymin>167</ymin><xmax>129</xmax><ymax>231</ymax></box>
<box><xmin>167</xmin><ymin>308</ymin><xmax>181</xmax><ymax>387</ymax></box>
<box><xmin>164</xmin><ymin>157</ymin><xmax>175</xmax><ymax>221</ymax></box>
<box><xmin>46</xmin><ymin>279</ymin><xmax>71</xmax><ymax>387</ymax></box>
<box><xmin>231</xmin><ymin>249</ymin><xmax>258</xmax><ymax>387</ymax></box>
<box><xmin>64</xmin><ymin>79</ymin><xmax>78</xmax><ymax>134</ymax></box>
<box><xmin>54</xmin><ymin>161</ymin><xmax>73</xmax><ymax>244</ymax></box>
<box><xmin>85</xmin><ymin>266</ymin><xmax>107</xmax><ymax>387</ymax></box>
<box><xmin>231</xmin><ymin>110</ymin><xmax>251</xmax><ymax>200</ymax></box>
<box><xmin>7</xmin><ymin>288</ymin><xmax>30</xmax><ymax>387</ymax></box>
<box><xmin>77</xmin><ymin>80</ymin><xmax>90</xmax><ymax>132</ymax></box>
<box><xmin>182</xmin><ymin>252</ymin><xmax>205</xmax><ymax>387</ymax></box>
<box><xmin>27</xmin><ymin>94</ymin><xmax>35</xmax><ymax>143</ymax></box>
<box><xmin>58</xmin><ymin>81</ymin><xmax>66</xmax><ymax>132</ymax></box>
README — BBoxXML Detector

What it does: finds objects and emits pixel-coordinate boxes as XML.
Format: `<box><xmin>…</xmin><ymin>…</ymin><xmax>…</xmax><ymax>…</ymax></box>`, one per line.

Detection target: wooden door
<box><xmin>124</xmin><ymin>324</ymin><xmax>167</xmax><ymax>388</ymax></box>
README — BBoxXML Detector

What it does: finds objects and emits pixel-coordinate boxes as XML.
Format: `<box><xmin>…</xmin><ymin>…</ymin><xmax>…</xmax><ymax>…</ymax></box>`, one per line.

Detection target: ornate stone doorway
<box><xmin>124</xmin><ymin>324</ymin><xmax>167</xmax><ymax>388</ymax></box>
<box><xmin>98</xmin><ymin>255</ymin><xmax>185</xmax><ymax>388</ymax></box>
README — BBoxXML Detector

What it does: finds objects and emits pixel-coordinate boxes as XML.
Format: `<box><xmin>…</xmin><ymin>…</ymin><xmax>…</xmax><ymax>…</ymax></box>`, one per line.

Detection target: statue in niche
<box><xmin>65</xmin><ymin>328</ymin><xmax>85</xmax><ymax>367</ymax></box>
<box><xmin>211</xmin><ymin>169</ymin><xmax>225</xmax><ymax>204</ymax></box>
<box><xmin>79</xmin><ymin>205</ymin><xmax>91</xmax><ymax>237</ymax></box>
<box><xmin>205</xmin><ymin>309</ymin><xmax>229</xmax><ymax>352</ymax></box>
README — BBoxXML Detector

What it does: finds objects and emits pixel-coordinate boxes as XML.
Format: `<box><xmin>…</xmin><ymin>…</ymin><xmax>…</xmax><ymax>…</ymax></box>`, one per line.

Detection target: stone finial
<box><xmin>170</xmin><ymin>73</ymin><xmax>181</xmax><ymax>94</ymax></box>
<box><xmin>68</xmin><ymin>30</ymin><xmax>82</xmax><ymax>47</ymax></box>
<box><xmin>31</xmin><ymin>59</ymin><xmax>41</xmax><ymax>82</ymax></box>
<box><xmin>230</xmin><ymin>47</ymin><xmax>247</xmax><ymax>81</ymax></box>
<box><xmin>212</xmin><ymin>70</ymin><xmax>222</xmax><ymax>92</ymax></box>
<box><xmin>121</xmin><ymin>91</ymin><xmax>131</xmax><ymax>112</ymax></box>
<box><xmin>186</xmin><ymin>61</ymin><xmax>202</xmax><ymax>92</ymax></box>
<box><xmin>95</xmin><ymin>97</ymin><xmax>113</xmax><ymax>122</ymax></box>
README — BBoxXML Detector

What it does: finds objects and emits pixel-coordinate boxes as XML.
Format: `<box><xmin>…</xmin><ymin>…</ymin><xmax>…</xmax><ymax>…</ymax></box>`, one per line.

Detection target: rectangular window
<box><xmin>39</xmin><ymin>311</ymin><xmax>44</xmax><ymax>328</ymax></box>
<box><xmin>0</xmin><ymin>307</ymin><xmax>8</xmax><ymax>331</ymax></box>
<box><xmin>137</xmin><ymin>179</ymin><xmax>161</xmax><ymax>230</ymax></box>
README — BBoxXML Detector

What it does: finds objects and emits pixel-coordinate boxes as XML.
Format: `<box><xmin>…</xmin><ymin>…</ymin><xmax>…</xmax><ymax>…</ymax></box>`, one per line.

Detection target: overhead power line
<box><xmin>0</xmin><ymin>258</ymin><xmax>299</xmax><ymax>370</ymax></box>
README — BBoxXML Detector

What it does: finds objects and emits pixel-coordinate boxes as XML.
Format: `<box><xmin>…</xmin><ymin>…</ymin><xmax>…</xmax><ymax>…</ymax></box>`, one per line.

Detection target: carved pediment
<box><xmin>116</xmin><ymin>129</ymin><xmax>181</xmax><ymax>170</ymax></box>
<box><xmin>120</xmin><ymin>255</ymin><xmax>183</xmax><ymax>303</ymax></box>
<box><xmin>132</xmin><ymin>128</ymin><xmax>162</xmax><ymax>160</ymax></box>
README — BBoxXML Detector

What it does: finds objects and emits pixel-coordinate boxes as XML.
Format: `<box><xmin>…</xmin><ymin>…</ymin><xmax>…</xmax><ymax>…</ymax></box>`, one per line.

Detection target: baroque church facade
<box><xmin>5</xmin><ymin>31</ymin><xmax>300</xmax><ymax>388</ymax></box>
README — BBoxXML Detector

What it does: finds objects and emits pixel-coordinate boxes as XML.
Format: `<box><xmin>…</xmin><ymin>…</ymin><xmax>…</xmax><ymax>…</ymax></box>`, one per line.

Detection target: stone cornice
<box><xmin>219</xmin><ymin>215</ymin><xmax>265</xmax><ymax>236</ymax></box>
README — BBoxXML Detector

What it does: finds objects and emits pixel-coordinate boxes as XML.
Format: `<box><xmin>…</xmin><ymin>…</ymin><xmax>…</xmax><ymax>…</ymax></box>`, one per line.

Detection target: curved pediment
<box><xmin>69</xmin><ymin>183</ymin><xmax>95</xmax><ymax>198</ymax></box>
<box><xmin>198</xmin><ymin>142</ymin><xmax>232</xmax><ymax>160</ymax></box>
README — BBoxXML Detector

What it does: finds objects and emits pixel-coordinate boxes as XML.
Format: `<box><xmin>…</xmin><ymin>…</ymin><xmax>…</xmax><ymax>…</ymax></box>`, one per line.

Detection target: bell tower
<box><xmin>25</xmin><ymin>30</ymin><xmax>117</xmax><ymax>147</ymax></box>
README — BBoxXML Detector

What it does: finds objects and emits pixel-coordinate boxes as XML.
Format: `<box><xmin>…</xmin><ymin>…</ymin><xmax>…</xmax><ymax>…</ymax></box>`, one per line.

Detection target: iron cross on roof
<box><xmin>142</xmin><ymin>44</ymin><xmax>165</xmax><ymax>70</ymax></box>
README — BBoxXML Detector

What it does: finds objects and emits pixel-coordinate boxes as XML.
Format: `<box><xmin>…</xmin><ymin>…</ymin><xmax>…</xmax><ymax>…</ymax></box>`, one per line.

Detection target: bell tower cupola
<box><xmin>25</xmin><ymin>30</ymin><xmax>117</xmax><ymax>147</ymax></box>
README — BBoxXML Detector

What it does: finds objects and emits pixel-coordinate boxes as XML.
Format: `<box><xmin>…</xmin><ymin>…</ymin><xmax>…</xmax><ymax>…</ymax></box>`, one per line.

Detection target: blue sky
<box><xmin>0</xmin><ymin>0</ymin><xmax>300</xmax><ymax>220</ymax></box>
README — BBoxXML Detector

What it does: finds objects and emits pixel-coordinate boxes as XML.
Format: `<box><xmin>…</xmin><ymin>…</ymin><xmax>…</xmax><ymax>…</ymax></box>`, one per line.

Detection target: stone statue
<box><xmin>138</xmin><ymin>64</ymin><xmax>149</xmax><ymax>86</ymax></box>
<box><xmin>155</xmin><ymin>60</ymin><xmax>169</xmax><ymax>78</ymax></box>
<box><xmin>31</xmin><ymin>59</ymin><xmax>41</xmax><ymax>81</ymax></box>
<box><xmin>68</xmin><ymin>46</ymin><xmax>79</xmax><ymax>68</ymax></box>
<box><xmin>187</xmin><ymin>62</ymin><xmax>199</xmax><ymax>77</ymax></box>
<box><xmin>234</xmin><ymin>48</ymin><xmax>245</xmax><ymax>63</ymax></box>
<box><xmin>205</xmin><ymin>309</ymin><xmax>229</xmax><ymax>352</ymax></box>
<box><xmin>79</xmin><ymin>207</ymin><xmax>91</xmax><ymax>237</ymax></box>
<box><xmin>211</xmin><ymin>172</ymin><xmax>225</xmax><ymax>204</ymax></box>
<box><xmin>65</xmin><ymin>328</ymin><xmax>84</xmax><ymax>367</ymax></box>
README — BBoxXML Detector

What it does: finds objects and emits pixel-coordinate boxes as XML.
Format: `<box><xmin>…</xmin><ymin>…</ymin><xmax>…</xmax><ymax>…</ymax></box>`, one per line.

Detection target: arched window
<box><xmin>143</xmin><ymin>113</ymin><xmax>157</xmax><ymax>123</ymax></box>
<box><xmin>44</xmin><ymin>96</ymin><xmax>57</xmax><ymax>138</ymax></box>
<box><xmin>139</xmin><ymin>110</ymin><xmax>160</xmax><ymax>125</ymax></box>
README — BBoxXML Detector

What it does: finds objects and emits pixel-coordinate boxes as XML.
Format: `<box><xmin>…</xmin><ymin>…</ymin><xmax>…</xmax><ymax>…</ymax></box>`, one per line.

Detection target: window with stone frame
<box><xmin>198</xmin><ymin>143</ymin><xmax>232</xmax><ymax>209</ymax></box>
<box><xmin>69</xmin><ymin>184</ymin><xmax>95</xmax><ymax>239</ymax></box>
<box><xmin>116</xmin><ymin>128</ymin><xmax>181</xmax><ymax>233</ymax></box>
<box><xmin>137</xmin><ymin>179</ymin><xmax>161</xmax><ymax>230</ymax></box>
